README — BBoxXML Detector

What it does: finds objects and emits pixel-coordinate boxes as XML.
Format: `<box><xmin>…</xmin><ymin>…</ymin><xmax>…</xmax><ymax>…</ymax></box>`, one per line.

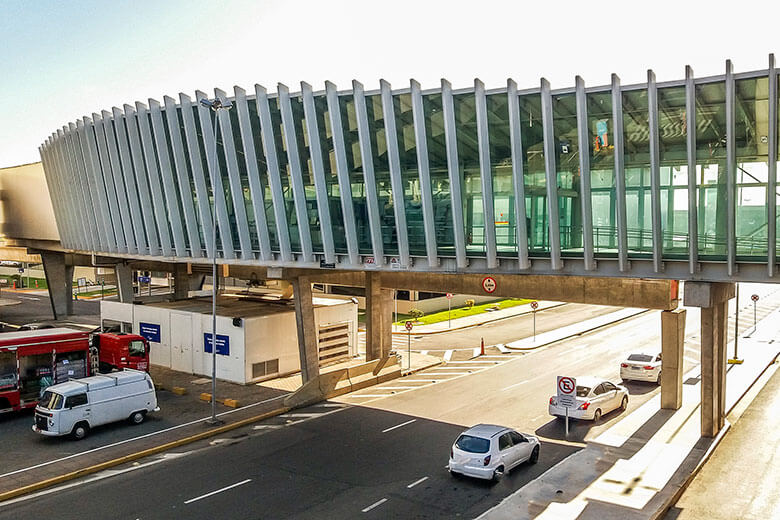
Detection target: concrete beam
<box><xmin>292</xmin><ymin>277</ymin><xmax>320</xmax><ymax>383</ymax></box>
<box><xmin>700</xmin><ymin>300</ymin><xmax>729</xmax><ymax>437</ymax></box>
<box><xmin>683</xmin><ymin>281</ymin><xmax>736</xmax><ymax>308</ymax></box>
<box><xmin>365</xmin><ymin>272</ymin><xmax>393</xmax><ymax>361</ymax></box>
<box><xmin>40</xmin><ymin>251</ymin><xmax>73</xmax><ymax>319</ymax></box>
<box><xmin>661</xmin><ymin>308</ymin><xmax>686</xmax><ymax>410</ymax></box>
<box><xmin>172</xmin><ymin>263</ymin><xmax>204</xmax><ymax>300</ymax></box>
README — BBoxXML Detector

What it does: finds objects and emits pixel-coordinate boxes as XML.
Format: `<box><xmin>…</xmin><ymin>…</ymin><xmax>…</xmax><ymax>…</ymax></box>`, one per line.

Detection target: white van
<box><xmin>33</xmin><ymin>369</ymin><xmax>158</xmax><ymax>439</ymax></box>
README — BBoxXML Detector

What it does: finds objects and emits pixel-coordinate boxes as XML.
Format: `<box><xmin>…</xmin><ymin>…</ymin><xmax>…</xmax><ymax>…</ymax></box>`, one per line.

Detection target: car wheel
<box><xmin>620</xmin><ymin>395</ymin><xmax>628</xmax><ymax>411</ymax></box>
<box><xmin>656</xmin><ymin>371</ymin><xmax>662</xmax><ymax>384</ymax></box>
<box><xmin>129</xmin><ymin>411</ymin><xmax>146</xmax><ymax>425</ymax></box>
<box><xmin>593</xmin><ymin>409</ymin><xmax>602</xmax><ymax>422</ymax></box>
<box><xmin>71</xmin><ymin>422</ymin><xmax>89</xmax><ymax>440</ymax></box>
<box><xmin>530</xmin><ymin>446</ymin><xmax>540</xmax><ymax>464</ymax></box>
<box><xmin>492</xmin><ymin>466</ymin><xmax>504</xmax><ymax>482</ymax></box>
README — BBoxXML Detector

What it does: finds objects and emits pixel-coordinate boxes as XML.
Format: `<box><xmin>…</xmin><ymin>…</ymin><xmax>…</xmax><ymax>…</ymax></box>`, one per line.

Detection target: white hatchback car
<box><xmin>448</xmin><ymin>424</ymin><xmax>540</xmax><ymax>481</ymax></box>
<box><xmin>620</xmin><ymin>352</ymin><xmax>662</xmax><ymax>383</ymax></box>
<box><xmin>548</xmin><ymin>376</ymin><xmax>629</xmax><ymax>421</ymax></box>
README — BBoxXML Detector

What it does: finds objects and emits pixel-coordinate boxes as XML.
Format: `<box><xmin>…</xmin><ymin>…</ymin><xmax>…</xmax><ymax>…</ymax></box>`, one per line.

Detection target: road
<box><xmin>0</xmin><ymin>290</ymin><xmax>100</xmax><ymax>330</ymax></box>
<box><xmin>2</xmin><ymin>284</ymin><xmax>778</xmax><ymax>519</ymax></box>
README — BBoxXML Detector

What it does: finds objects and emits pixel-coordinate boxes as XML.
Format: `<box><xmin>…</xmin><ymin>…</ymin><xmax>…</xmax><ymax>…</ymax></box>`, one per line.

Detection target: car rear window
<box><xmin>576</xmin><ymin>386</ymin><xmax>591</xmax><ymax>397</ymax></box>
<box><xmin>455</xmin><ymin>434</ymin><xmax>490</xmax><ymax>453</ymax></box>
<box><xmin>627</xmin><ymin>354</ymin><xmax>654</xmax><ymax>362</ymax></box>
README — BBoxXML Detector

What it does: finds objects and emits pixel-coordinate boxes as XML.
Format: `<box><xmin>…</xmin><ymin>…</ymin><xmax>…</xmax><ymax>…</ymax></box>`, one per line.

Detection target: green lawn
<box><xmin>75</xmin><ymin>287</ymin><xmax>117</xmax><ymax>298</ymax></box>
<box><xmin>0</xmin><ymin>275</ymin><xmax>48</xmax><ymax>290</ymax></box>
<box><xmin>394</xmin><ymin>298</ymin><xmax>534</xmax><ymax>326</ymax></box>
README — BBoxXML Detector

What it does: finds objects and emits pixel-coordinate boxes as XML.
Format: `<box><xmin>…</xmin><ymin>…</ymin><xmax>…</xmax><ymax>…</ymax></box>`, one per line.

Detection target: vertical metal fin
<box><xmin>440</xmin><ymin>79</ymin><xmax>468</xmax><ymax>268</ymax></box>
<box><xmin>611</xmin><ymin>74</ymin><xmax>629</xmax><ymax>271</ymax></box>
<box><xmin>540</xmin><ymin>78</ymin><xmax>562</xmax><ymax>270</ymax></box>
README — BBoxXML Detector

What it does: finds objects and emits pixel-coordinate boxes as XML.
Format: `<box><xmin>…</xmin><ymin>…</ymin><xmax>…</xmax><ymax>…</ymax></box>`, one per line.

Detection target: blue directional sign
<box><xmin>138</xmin><ymin>275</ymin><xmax>151</xmax><ymax>283</ymax></box>
<box><xmin>138</xmin><ymin>322</ymin><xmax>161</xmax><ymax>343</ymax></box>
<box><xmin>204</xmin><ymin>333</ymin><xmax>230</xmax><ymax>356</ymax></box>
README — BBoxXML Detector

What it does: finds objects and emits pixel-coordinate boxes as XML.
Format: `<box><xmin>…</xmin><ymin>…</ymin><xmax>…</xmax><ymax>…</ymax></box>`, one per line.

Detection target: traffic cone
<box><xmin>480</xmin><ymin>337</ymin><xmax>485</xmax><ymax>356</ymax></box>
<box><xmin>12</xmin><ymin>281</ymin><xmax>15</xmax><ymax>290</ymax></box>
<box><xmin>35</xmin><ymin>280</ymin><xmax>38</xmax><ymax>288</ymax></box>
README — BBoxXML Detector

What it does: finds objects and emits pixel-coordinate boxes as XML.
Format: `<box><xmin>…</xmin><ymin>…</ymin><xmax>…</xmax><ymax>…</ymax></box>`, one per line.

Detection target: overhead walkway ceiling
<box><xmin>37</xmin><ymin>55</ymin><xmax>780</xmax><ymax>283</ymax></box>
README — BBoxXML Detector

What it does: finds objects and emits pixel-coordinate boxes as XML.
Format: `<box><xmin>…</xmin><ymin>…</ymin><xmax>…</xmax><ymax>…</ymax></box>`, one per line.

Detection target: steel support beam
<box><xmin>410</xmin><ymin>79</ymin><xmax>439</xmax><ymax>266</ymax></box>
<box><xmin>647</xmin><ymin>70</ymin><xmax>663</xmax><ymax>273</ymax></box>
<box><xmin>725</xmin><ymin>60</ymin><xmax>737</xmax><ymax>276</ymax></box>
<box><xmin>541</xmin><ymin>78</ymin><xmax>562</xmax><ymax>270</ymax></box>
<box><xmin>475</xmin><ymin>79</ymin><xmax>498</xmax><ymax>269</ymax></box>
<box><xmin>508</xmin><ymin>79</ymin><xmax>530</xmax><ymax>270</ymax></box>
<box><xmin>440</xmin><ymin>79</ymin><xmax>468</xmax><ymax>269</ymax></box>
<box><xmin>685</xmin><ymin>66</ymin><xmax>699</xmax><ymax>275</ymax></box>
<box><xmin>611</xmin><ymin>74</ymin><xmax>629</xmax><ymax>271</ymax></box>
<box><xmin>768</xmin><ymin>54</ymin><xmax>777</xmax><ymax>277</ymax></box>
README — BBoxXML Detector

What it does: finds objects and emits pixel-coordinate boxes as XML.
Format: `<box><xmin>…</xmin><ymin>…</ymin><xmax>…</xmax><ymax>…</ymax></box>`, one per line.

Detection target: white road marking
<box><xmin>343</xmin><ymin>394</ymin><xmax>393</xmax><ymax>398</ymax></box>
<box><xmin>382</xmin><ymin>419</ymin><xmax>416</xmax><ymax>433</ymax></box>
<box><xmin>532</xmin><ymin>414</ymin><xmax>546</xmax><ymax>422</ymax></box>
<box><xmin>501</xmin><ymin>380</ymin><xmax>529</xmax><ymax>391</ymax></box>
<box><xmin>684</xmin><ymin>356</ymin><xmax>699</xmax><ymax>364</ymax></box>
<box><xmin>443</xmin><ymin>350</ymin><xmax>454</xmax><ymax>362</ymax></box>
<box><xmin>311</xmin><ymin>403</ymin><xmax>345</xmax><ymax>408</ymax></box>
<box><xmin>407</xmin><ymin>476</ymin><xmax>429</xmax><ymax>488</ymax></box>
<box><xmin>425</xmin><ymin>371</ymin><xmax>470</xmax><ymax>376</ymax></box>
<box><xmin>428</xmin><ymin>366</ymin><xmax>474</xmax><ymax>370</ymax></box>
<box><xmin>420</xmin><ymin>350</ymin><xmax>428</xmax><ymax>355</ymax></box>
<box><xmin>278</xmin><ymin>413</ymin><xmax>320</xmax><ymax>418</ymax></box>
<box><xmin>446</xmin><ymin>360</ymin><xmax>498</xmax><ymax>364</ymax></box>
<box><xmin>403</xmin><ymin>379</ymin><xmax>445</xmax><ymax>383</ymax></box>
<box><xmin>0</xmin><ymin>394</ymin><xmax>288</xmax><ymax>480</ymax></box>
<box><xmin>252</xmin><ymin>424</ymin><xmax>282</xmax><ymax>430</ymax></box>
<box><xmin>362</xmin><ymin>498</ymin><xmax>388</xmax><ymax>513</ymax></box>
<box><xmin>184</xmin><ymin>479</ymin><xmax>252</xmax><ymax>504</ymax></box>
<box><xmin>472</xmin><ymin>347</ymin><xmax>481</xmax><ymax>357</ymax></box>
<box><xmin>377</xmin><ymin>386</ymin><xmax>420</xmax><ymax>390</ymax></box>
<box><xmin>0</xmin><ymin>457</ymin><xmax>168</xmax><ymax>508</ymax></box>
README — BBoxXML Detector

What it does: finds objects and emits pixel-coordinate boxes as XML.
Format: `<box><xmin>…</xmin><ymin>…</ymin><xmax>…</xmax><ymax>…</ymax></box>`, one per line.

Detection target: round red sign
<box><xmin>558</xmin><ymin>377</ymin><xmax>575</xmax><ymax>395</ymax></box>
<box><xmin>530</xmin><ymin>301</ymin><xmax>539</xmax><ymax>310</ymax></box>
<box><xmin>752</xmin><ymin>294</ymin><xmax>759</xmax><ymax>302</ymax></box>
<box><xmin>405</xmin><ymin>320</ymin><xmax>414</xmax><ymax>331</ymax></box>
<box><xmin>446</xmin><ymin>293</ymin><xmax>453</xmax><ymax>299</ymax></box>
<box><xmin>482</xmin><ymin>277</ymin><xmax>497</xmax><ymax>293</ymax></box>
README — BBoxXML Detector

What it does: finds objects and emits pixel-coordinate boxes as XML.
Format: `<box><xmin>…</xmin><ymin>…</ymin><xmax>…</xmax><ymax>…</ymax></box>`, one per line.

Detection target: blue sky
<box><xmin>1</xmin><ymin>0</ymin><xmax>778</xmax><ymax>168</ymax></box>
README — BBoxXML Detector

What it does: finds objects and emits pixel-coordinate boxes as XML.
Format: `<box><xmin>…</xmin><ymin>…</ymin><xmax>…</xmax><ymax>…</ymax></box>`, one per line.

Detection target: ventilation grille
<box><xmin>252</xmin><ymin>358</ymin><xmax>280</xmax><ymax>379</ymax></box>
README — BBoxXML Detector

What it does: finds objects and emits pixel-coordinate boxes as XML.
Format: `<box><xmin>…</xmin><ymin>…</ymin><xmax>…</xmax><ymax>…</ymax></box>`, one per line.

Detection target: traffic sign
<box><xmin>530</xmin><ymin>301</ymin><xmax>539</xmax><ymax>310</ymax></box>
<box><xmin>752</xmin><ymin>294</ymin><xmax>759</xmax><ymax>302</ymax></box>
<box><xmin>557</xmin><ymin>376</ymin><xmax>576</xmax><ymax>409</ymax></box>
<box><xmin>446</xmin><ymin>293</ymin><xmax>453</xmax><ymax>299</ymax></box>
<box><xmin>482</xmin><ymin>276</ymin><xmax>497</xmax><ymax>293</ymax></box>
<box><xmin>405</xmin><ymin>320</ymin><xmax>414</xmax><ymax>331</ymax></box>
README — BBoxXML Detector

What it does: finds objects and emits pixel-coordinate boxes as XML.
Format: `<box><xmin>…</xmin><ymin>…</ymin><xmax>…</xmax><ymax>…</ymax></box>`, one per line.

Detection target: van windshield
<box><xmin>40</xmin><ymin>391</ymin><xmax>64</xmax><ymax>410</ymax></box>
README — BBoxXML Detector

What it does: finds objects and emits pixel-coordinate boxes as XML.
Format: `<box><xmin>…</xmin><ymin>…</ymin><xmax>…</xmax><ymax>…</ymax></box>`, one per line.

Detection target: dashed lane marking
<box><xmin>381</xmin><ymin>419</ymin><xmax>417</xmax><ymax>433</ymax></box>
<box><xmin>501</xmin><ymin>380</ymin><xmax>529</xmax><ymax>391</ymax></box>
<box><xmin>184</xmin><ymin>479</ymin><xmax>252</xmax><ymax>505</ymax></box>
<box><xmin>362</xmin><ymin>498</ymin><xmax>388</xmax><ymax>513</ymax></box>
<box><xmin>407</xmin><ymin>476</ymin><xmax>429</xmax><ymax>488</ymax></box>
<box><xmin>443</xmin><ymin>350</ymin><xmax>454</xmax><ymax>362</ymax></box>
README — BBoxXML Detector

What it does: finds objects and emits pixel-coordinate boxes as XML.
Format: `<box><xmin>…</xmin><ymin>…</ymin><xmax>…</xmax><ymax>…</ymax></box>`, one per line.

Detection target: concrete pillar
<box><xmin>115</xmin><ymin>263</ymin><xmax>134</xmax><ymax>303</ymax></box>
<box><xmin>172</xmin><ymin>264</ymin><xmax>205</xmax><ymax>300</ymax></box>
<box><xmin>40</xmin><ymin>251</ymin><xmax>74</xmax><ymax>319</ymax></box>
<box><xmin>684</xmin><ymin>281</ymin><xmax>735</xmax><ymax>438</ymax></box>
<box><xmin>292</xmin><ymin>276</ymin><xmax>320</xmax><ymax>383</ymax></box>
<box><xmin>365</xmin><ymin>272</ymin><xmax>392</xmax><ymax>361</ymax></box>
<box><xmin>660</xmin><ymin>308</ymin><xmax>686</xmax><ymax>410</ymax></box>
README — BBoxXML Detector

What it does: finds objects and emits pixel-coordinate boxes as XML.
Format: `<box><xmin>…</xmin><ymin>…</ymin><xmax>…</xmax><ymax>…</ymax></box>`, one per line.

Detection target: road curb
<box><xmin>389</xmin><ymin>303</ymin><xmax>567</xmax><ymax>336</ymax></box>
<box><xmin>0</xmin><ymin>406</ymin><xmax>290</xmax><ymax>504</ymax></box>
<box><xmin>650</xmin><ymin>352</ymin><xmax>780</xmax><ymax>520</ymax></box>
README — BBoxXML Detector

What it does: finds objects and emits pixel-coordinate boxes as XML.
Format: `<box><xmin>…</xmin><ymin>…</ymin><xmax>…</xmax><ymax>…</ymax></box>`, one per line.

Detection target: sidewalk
<box><xmin>391</xmin><ymin>300</ymin><xmax>565</xmax><ymax>335</ymax></box>
<box><xmin>479</xmin><ymin>310</ymin><xmax>780</xmax><ymax>520</ymax></box>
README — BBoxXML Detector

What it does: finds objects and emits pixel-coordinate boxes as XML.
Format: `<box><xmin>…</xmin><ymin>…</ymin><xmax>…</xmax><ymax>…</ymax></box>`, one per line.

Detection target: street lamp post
<box><xmin>200</xmin><ymin>95</ymin><xmax>232</xmax><ymax>426</ymax></box>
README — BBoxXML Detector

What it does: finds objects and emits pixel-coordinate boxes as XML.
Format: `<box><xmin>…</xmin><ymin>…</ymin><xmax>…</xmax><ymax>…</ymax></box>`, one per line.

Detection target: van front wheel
<box><xmin>129</xmin><ymin>411</ymin><xmax>146</xmax><ymax>425</ymax></box>
<box><xmin>71</xmin><ymin>422</ymin><xmax>89</xmax><ymax>440</ymax></box>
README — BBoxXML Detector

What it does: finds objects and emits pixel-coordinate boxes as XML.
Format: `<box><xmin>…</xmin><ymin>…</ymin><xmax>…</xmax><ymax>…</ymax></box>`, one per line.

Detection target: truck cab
<box><xmin>91</xmin><ymin>333</ymin><xmax>149</xmax><ymax>373</ymax></box>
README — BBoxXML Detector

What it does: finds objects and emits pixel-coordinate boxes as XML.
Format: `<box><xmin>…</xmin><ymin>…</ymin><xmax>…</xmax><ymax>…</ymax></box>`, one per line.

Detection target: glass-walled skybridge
<box><xmin>39</xmin><ymin>56</ymin><xmax>780</xmax><ymax>282</ymax></box>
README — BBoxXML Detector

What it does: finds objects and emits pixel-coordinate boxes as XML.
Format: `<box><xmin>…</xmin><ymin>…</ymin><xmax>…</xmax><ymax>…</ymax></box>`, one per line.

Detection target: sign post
<box><xmin>751</xmin><ymin>294</ymin><xmax>759</xmax><ymax>333</ymax></box>
<box><xmin>729</xmin><ymin>284</ymin><xmax>743</xmax><ymax>364</ymax></box>
<box><xmin>405</xmin><ymin>320</ymin><xmax>413</xmax><ymax>371</ymax></box>
<box><xmin>530</xmin><ymin>301</ymin><xmax>539</xmax><ymax>342</ymax></box>
<box><xmin>557</xmin><ymin>375</ymin><xmax>577</xmax><ymax>437</ymax></box>
<box><xmin>446</xmin><ymin>293</ymin><xmax>453</xmax><ymax>329</ymax></box>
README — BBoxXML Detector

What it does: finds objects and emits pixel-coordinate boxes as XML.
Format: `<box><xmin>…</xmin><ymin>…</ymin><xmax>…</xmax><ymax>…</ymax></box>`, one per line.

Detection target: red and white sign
<box><xmin>482</xmin><ymin>276</ymin><xmax>497</xmax><ymax>293</ymax></box>
<box><xmin>530</xmin><ymin>301</ymin><xmax>539</xmax><ymax>310</ymax></box>
<box><xmin>752</xmin><ymin>294</ymin><xmax>759</xmax><ymax>302</ymax></box>
<box><xmin>446</xmin><ymin>293</ymin><xmax>453</xmax><ymax>300</ymax></box>
<box><xmin>557</xmin><ymin>376</ymin><xmax>577</xmax><ymax>408</ymax></box>
<box><xmin>405</xmin><ymin>320</ymin><xmax>414</xmax><ymax>331</ymax></box>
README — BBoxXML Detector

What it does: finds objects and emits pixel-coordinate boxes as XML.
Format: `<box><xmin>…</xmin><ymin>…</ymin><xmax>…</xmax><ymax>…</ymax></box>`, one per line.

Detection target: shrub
<box><xmin>409</xmin><ymin>308</ymin><xmax>425</xmax><ymax>320</ymax></box>
<box><xmin>464</xmin><ymin>299</ymin><xmax>476</xmax><ymax>309</ymax></box>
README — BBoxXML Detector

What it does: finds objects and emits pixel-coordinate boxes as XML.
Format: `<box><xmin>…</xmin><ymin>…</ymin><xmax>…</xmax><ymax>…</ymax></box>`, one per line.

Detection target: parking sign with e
<box><xmin>557</xmin><ymin>376</ymin><xmax>577</xmax><ymax>408</ymax></box>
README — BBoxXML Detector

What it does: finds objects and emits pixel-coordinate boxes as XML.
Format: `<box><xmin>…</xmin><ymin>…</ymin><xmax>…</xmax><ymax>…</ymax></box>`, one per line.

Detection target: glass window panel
<box><xmin>338</xmin><ymin>95</ymin><xmax>371</xmax><ymax>254</ymax></box>
<box><xmin>552</xmin><ymin>93</ymin><xmax>581</xmax><ymax>255</ymax></box>
<box><xmin>246</xmin><ymin>100</ymin><xmax>278</xmax><ymax>252</ymax></box>
<box><xmin>486</xmin><ymin>93</ymin><xmax>516</xmax><ymax>257</ymax></box>
<box><xmin>622</xmin><ymin>89</ymin><xmax>652</xmax><ymax>255</ymax></box>
<box><xmin>313</xmin><ymin>95</ymin><xmax>348</xmax><ymax>254</ymax></box>
<box><xmin>364</xmin><ymin>94</ymin><xmax>398</xmax><ymax>255</ymax></box>
<box><xmin>227</xmin><ymin>107</ymin><xmax>260</xmax><ymax>253</ymax></box>
<box><xmin>176</xmin><ymin>107</ymin><xmax>203</xmax><ymax>254</ymax></box>
<box><xmin>393</xmin><ymin>93</ymin><xmax>427</xmax><ymax>256</ymax></box>
<box><xmin>586</xmin><ymin>92</ymin><xmax>615</xmax><ymax>253</ymax></box>
<box><xmin>425</xmin><ymin>93</ymin><xmax>454</xmax><ymax>256</ymax></box>
<box><xmin>269</xmin><ymin>97</ymin><xmax>300</xmax><ymax>253</ymax></box>
<box><xmin>735</xmin><ymin>77</ymin><xmax>768</xmax><ymax>258</ymax></box>
<box><xmin>290</xmin><ymin>96</ymin><xmax>323</xmax><ymax>253</ymax></box>
<box><xmin>518</xmin><ymin>94</ymin><xmax>547</xmax><ymax>253</ymax></box>
<box><xmin>695</xmin><ymin>82</ymin><xmax>727</xmax><ymax>258</ymax></box>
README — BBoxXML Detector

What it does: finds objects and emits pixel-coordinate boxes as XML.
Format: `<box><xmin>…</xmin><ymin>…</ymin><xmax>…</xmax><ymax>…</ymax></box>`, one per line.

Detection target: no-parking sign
<box><xmin>557</xmin><ymin>376</ymin><xmax>577</xmax><ymax>408</ymax></box>
<box><xmin>482</xmin><ymin>276</ymin><xmax>497</xmax><ymax>293</ymax></box>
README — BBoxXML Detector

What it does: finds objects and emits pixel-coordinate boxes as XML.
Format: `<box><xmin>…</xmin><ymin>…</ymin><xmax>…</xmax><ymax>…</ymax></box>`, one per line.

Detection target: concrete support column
<box><xmin>40</xmin><ymin>251</ymin><xmax>73</xmax><ymax>319</ymax></box>
<box><xmin>292</xmin><ymin>276</ymin><xmax>320</xmax><ymax>383</ymax></box>
<box><xmin>684</xmin><ymin>281</ymin><xmax>734</xmax><ymax>438</ymax></box>
<box><xmin>172</xmin><ymin>263</ymin><xmax>205</xmax><ymax>300</ymax></box>
<box><xmin>660</xmin><ymin>308</ymin><xmax>686</xmax><ymax>410</ymax></box>
<box><xmin>115</xmin><ymin>263</ymin><xmax>134</xmax><ymax>303</ymax></box>
<box><xmin>365</xmin><ymin>272</ymin><xmax>391</xmax><ymax>360</ymax></box>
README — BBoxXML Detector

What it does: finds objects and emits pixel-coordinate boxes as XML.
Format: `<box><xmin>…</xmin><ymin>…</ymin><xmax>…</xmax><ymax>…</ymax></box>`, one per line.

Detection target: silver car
<box><xmin>448</xmin><ymin>424</ymin><xmax>540</xmax><ymax>481</ymax></box>
<box><xmin>548</xmin><ymin>376</ymin><xmax>629</xmax><ymax>421</ymax></box>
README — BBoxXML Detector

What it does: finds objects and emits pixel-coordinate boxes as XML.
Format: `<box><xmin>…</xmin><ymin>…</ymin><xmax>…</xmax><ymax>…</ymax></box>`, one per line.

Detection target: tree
<box><xmin>408</xmin><ymin>308</ymin><xmax>425</xmax><ymax>321</ymax></box>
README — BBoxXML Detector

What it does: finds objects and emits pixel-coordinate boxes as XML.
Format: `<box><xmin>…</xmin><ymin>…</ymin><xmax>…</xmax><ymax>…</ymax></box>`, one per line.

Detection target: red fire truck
<box><xmin>0</xmin><ymin>328</ymin><xmax>150</xmax><ymax>413</ymax></box>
